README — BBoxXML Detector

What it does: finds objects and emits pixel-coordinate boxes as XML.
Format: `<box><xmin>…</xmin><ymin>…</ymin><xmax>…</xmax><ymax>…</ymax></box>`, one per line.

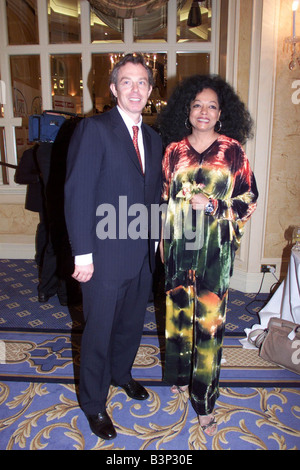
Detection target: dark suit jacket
<box><xmin>14</xmin><ymin>145</ymin><xmax>45</xmax><ymax>213</ymax></box>
<box><xmin>64</xmin><ymin>106</ymin><xmax>162</xmax><ymax>280</ymax></box>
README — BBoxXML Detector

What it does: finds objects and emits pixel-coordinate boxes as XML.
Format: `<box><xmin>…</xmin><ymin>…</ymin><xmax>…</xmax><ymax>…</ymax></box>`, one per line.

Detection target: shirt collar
<box><xmin>117</xmin><ymin>105</ymin><xmax>142</xmax><ymax>132</ymax></box>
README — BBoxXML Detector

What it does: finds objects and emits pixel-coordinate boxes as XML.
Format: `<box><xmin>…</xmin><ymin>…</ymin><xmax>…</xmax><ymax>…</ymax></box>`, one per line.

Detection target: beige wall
<box><xmin>265</xmin><ymin>0</ymin><xmax>300</xmax><ymax>269</ymax></box>
<box><xmin>0</xmin><ymin>204</ymin><xmax>38</xmax><ymax>235</ymax></box>
<box><xmin>234</xmin><ymin>0</ymin><xmax>300</xmax><ymax>282</ymax></box>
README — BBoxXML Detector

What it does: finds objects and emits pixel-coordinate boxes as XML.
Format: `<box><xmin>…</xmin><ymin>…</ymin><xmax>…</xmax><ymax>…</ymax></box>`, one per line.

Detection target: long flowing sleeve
<box><xmin>212</xmin><ymin>142</ymin><xmax>258</xmax><ymax>223</ymax></box>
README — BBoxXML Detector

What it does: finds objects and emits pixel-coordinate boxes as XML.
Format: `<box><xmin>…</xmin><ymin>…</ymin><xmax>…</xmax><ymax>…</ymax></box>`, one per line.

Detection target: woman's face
<box><xmin>189</xmin><ymin>88</ymin><xmax>221</xmax><ymax>134</ymax></box>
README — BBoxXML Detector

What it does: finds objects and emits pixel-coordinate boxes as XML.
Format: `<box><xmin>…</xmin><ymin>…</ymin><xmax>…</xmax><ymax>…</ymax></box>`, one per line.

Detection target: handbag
<box><xmin>248</xmin><ymin>317</ymin><xmax>300</xmax><ymax>375</ymax></box>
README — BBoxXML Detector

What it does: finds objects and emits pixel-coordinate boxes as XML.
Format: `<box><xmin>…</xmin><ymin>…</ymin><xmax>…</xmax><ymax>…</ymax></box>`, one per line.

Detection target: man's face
<box><xmin>110</xmin><ymin>62</ymin><xmax>152</xmax><ymax>122</ymax></box>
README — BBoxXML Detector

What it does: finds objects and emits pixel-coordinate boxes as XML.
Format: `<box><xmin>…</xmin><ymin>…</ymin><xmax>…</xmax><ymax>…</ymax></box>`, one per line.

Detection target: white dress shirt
<box><xmin>117</xmin><ymin>105</ymin><xmax>145</xmax><ymax>171</ymax></box>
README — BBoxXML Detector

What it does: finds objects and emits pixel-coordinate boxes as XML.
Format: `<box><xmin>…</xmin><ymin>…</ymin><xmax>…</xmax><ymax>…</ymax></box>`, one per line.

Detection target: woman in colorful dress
<box><xmin>158</xmin><ymin>75</ymin><xmax>258</xmax><ymax>436</ymax></box>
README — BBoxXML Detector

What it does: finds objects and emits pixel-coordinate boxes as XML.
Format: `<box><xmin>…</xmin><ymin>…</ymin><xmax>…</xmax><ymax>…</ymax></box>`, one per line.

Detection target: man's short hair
<box><xmin>109</xmin><ymin>53</ymin><xmax>154</xmax><ymax>89</ymax></box>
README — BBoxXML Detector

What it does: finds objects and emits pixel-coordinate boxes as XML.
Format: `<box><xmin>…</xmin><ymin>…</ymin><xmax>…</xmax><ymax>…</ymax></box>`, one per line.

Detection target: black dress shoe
<box><xmin>121</xmin><ymin>379</ymin><xmax>149</xmax><ymax>400</ymax></box>
<box><xmin>38</xmin><ymin>292</ymin><xmax>51</xmax><ymax>303</ymax></box>
<box><xmin>86</xmin><ymin>411</ymin><xmax>116</xmax><ymax>440</ymax></box>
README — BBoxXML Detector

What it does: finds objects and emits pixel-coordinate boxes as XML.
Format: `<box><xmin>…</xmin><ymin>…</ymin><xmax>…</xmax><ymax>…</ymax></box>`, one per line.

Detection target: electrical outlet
<box><xmin>261</xmin><ymin>264</ymin><xmax>276</xmax><ymax>273</ymax></box>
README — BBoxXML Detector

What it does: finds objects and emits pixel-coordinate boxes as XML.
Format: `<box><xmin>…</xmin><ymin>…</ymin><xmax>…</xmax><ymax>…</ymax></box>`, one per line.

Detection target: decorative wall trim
<box><xmin>0</xmin><ymin>235</ymin><xmax>35</xmax><ymax>260</ymax></box>
<box><xmin>230</xmin><ymin>264</ymin><xmax>281</xmax><ymax>294</ymax></box>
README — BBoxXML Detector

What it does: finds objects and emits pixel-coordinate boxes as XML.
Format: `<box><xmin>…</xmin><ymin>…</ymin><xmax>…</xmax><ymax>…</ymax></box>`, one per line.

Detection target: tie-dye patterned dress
<box><xmin>162</xmin><ymin>135</ymin><xmax>258</xmax><ymax>415</ymax></box>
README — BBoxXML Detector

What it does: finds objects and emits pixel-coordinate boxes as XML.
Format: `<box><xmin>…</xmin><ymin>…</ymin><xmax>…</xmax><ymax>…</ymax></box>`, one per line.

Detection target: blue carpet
<box><xmin>0</xmin><ymin>381</ymin><xmax>299</xmax><ymax>450</ymax></box>
<box><xmin>0</xmin><ymin>259</ymin><xmax>268</xmax><ymax>334</ymax></box>
<box><xmin>1</xmin><ymin>330</ymin><xmax>299</xmax><ymax>387</ymax></box>
<box><xmin>1</xmin><ymin>259</ymin><xmax>299</xmax><ymax>451</ymax></box>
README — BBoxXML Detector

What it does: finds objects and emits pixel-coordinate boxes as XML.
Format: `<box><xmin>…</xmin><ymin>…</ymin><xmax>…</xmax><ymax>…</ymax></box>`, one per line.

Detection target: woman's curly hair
<box><xmin>157</xmin><ymin>74</ymin><xmax>253</xmax><ymax>149</ymax></box>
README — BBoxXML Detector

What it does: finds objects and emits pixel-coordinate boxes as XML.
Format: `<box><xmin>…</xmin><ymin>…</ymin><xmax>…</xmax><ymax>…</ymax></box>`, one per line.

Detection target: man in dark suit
<box><xmin>64</xmin><ymin>54</ymin><xmax>162</xmax><ymax>440</ymax></box>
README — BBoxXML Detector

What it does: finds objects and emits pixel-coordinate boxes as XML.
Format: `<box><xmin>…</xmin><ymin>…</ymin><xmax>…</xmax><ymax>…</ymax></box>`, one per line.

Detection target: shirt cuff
<box><xmin>75</xmin><ymin>253</ymin><xmax>93</xmax><ymax>265</ymax></box>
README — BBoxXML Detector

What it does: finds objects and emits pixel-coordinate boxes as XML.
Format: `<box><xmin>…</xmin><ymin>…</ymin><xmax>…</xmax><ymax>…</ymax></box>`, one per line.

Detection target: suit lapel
<box><xmin>110</xmin><ymin>107</ymin><xmax>144</xmax><ymax>176</ymax></box>
<box><xmin>142</xmin><ymin>123</ymin><xmax>152</xmax><ymax>183</ymax></box>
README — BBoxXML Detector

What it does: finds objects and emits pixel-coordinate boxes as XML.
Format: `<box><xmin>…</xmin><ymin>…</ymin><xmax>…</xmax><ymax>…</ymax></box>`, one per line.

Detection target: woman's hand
<box><xmin>190</xmin><ymin>193</ymin><xmax>209</xmax><ymax>211</ymax></box>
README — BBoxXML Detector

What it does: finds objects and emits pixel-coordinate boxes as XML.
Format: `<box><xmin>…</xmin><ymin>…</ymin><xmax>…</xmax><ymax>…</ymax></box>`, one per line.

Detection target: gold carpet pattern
<box><xmin>0</xmin><ymin>382</ymin><xmax>299</xmax><ymax>450</ymax></box>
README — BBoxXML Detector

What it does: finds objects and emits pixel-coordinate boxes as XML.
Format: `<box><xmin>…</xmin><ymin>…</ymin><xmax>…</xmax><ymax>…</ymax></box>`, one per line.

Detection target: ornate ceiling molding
<box><xmin>87</xmin><ymin>0</ymin><xmax>170</xmax><ymax>19</ymax></box>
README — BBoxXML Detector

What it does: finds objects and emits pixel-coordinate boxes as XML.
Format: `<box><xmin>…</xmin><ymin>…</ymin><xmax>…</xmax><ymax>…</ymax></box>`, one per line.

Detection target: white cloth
<box><xmin>241</xmin><ymin>249</ymin><xmax>300</xmax><ymax>348</ymax></box>
<box><xmin>259</xmin><ymin>249</ymin><xmax>300</xmax><ymax>325</ymax></box>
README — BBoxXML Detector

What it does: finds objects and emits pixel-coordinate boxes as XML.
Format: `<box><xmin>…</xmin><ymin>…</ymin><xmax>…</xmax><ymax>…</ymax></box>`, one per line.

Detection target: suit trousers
<box><xmin>79</xmin><ymin>253</ymin><xmax>152</xmax><ymax>415</ymax></box>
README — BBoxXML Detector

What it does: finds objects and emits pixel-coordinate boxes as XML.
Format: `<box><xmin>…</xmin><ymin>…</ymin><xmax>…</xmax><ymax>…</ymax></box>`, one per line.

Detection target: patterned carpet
<box><xmin>1</xmin><ymin>382</ymin><xmax>299</xmax><ymax>450</ymax></box>
<box><xmin>1</xmin><ymin>330</ymin><xmax>299</xmax><ymax>387</ymax></box>
<box><xmin>0</xmin><ymin>259</ymin><xmax>300</xmax><ymax>451</ymax></box>
<box><xmin>0</xmin><ymin>258</ymin><xmax>267</xmax><ymax>333</ymax></box>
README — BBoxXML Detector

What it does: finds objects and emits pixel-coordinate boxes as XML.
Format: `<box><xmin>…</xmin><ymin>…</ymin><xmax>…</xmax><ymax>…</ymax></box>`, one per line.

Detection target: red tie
<box><xmin>132</xmin><ymin>126</ymin><xmax>144</xmax><ymax>173</ymax></box>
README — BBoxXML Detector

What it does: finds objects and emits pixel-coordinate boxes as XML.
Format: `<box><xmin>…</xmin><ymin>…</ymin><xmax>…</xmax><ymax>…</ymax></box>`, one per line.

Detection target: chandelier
<box><xmin>87</xmin><ymin>0</ymin><xmax>169</xmax><ymax>19</ymax></box>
